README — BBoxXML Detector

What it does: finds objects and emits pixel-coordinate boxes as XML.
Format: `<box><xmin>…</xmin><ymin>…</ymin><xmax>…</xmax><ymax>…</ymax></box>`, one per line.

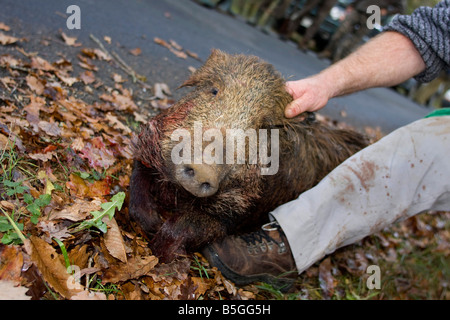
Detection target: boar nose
<box><xmin>175</xmin><ymin>163</ymin><xmax>221</xmax><ymax>197</ymax></box>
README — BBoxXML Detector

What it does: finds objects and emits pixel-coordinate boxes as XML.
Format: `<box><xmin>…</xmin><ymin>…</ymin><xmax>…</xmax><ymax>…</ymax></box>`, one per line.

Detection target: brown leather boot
<box><xmin>202</xmin><ymin>221</ymin><xmax>297</xmax><ymax>292</ymax></box>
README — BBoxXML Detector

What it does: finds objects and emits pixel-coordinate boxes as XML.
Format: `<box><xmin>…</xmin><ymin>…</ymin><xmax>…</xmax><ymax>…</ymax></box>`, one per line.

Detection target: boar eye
<box><xmin>211</xmin><ymin>88</ymin><xmax>219</xmax><ymax>96</ymax></box>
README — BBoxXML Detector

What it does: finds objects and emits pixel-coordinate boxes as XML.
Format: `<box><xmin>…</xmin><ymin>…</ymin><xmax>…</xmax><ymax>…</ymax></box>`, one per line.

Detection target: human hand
<box><xmin>285</xmin><ymin>77</ymin><xmax>331</xmax><ymax>118</ymax></box>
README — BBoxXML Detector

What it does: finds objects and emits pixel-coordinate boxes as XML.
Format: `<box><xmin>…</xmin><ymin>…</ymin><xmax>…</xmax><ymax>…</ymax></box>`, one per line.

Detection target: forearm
<box><xmin>284</xmin><ymin>31</ymin><xmax>427</xmax><ymax>117</ymax></box>
<box><xmin>319</xmin><ymin>31</ymin><xmax>426</xmax><ymax>99</ymax></box>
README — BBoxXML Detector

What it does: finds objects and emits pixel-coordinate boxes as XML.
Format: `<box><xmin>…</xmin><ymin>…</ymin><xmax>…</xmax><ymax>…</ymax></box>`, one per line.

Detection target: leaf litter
<box><xmin>0</xmin><ymin>21</ymin><xmax>448</xmax><ymax>300</ymax></box>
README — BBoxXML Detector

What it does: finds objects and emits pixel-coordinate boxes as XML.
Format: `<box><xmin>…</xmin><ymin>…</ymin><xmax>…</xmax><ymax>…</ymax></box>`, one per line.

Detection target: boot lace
<box><xmin>241</xmin><ymin>222</ymin><xmax>287</xmax><ymax>255</ymax></box>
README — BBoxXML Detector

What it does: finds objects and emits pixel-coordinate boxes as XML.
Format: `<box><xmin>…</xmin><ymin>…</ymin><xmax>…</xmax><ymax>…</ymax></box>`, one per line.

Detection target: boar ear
<box><xmin>179</xmin><ymin>49</ymin><xmax>226</xmax><ymax>88</ymax></box>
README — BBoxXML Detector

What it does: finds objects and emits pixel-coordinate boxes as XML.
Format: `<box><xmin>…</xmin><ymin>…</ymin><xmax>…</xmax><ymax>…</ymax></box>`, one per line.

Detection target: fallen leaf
<box><xmin>37</xmin><ymin>170</ymin><xmax>55</xmax><ymax>195</ymax></box>
<box><xmin>111</xmin><ymin>73</ymin><xmax>125</xmax><ymax>83</ymax></box>
<box><xmin>79</xmin><ymin>136</ymin><xmax>117</xmax><ymax>170</ymax></box>
<box><xmin>0</xmin><ymin>32</ymin><xmax>19</xmax><ymax>45</ymax></box>
<box><xmin>65</xmin><ymin>173</ymin><xmax>111</xmax><ymax>198</ymax></box>
<box><xmin>81</xmin><ymin>48</ymin><xmax>110</xmax><ymax>61</ymax></box>
<box><xmin>133</xmin><ymin>111</ymin><xmax>147</xmax><ymax>123</ymax></box>
<box><xmin>60</xmin><ymin>32</ymin><xmax>81</xmax><ymax>47</ymax></box>
<box><xmin>56</xmin><ymin>71</ymin><xmax>79</xmax><ymax>86</ymax></box>
<box><xmin>0</xmin><ymin>245</ymin><xmax>23</xmax><ymax>283</ymax></box>
<box><xmin>105</xmin><ymin>113</ymin><xmax>131</xmax><ymax>135</ymax></box>
<box><xmin>26</xmin><ymin>75</ymin><xmax>45</xmax><ymax>95</ymax></box>
<box><xmin>0</xmin><ymin>22</ymin><xmax>11</xmax><ymax>31</ymax></box>
<box><xmin>50</xmin><ymin>198</ymin><xmax>102</xmax><ymax>222</ymax></box>
<box><xmin>28</xmin><ymin>151</ymin><xmax>55</xmax><ymax>162</ymax></box>
<box><xmin>129</xmin><ymin>48</ymin><xmax>141</xmax><ymax>56</ymax></box>
<box><xmin>38</xmin><ymin>120</ymin><xmax>61</xmax><ymax>137</ymax></box>
<box><xmin>79</xmin><ymin>70</ymin><xmax>96</xmax><ymax>85</ymax></box>
<box><xmin>99</xmin><ymin>90</ymin><xmax>138</xmax><ymax>111</ymax></box>
<box><xmin>103</xmin><ymin>217</ymin><xmax>127</xmax><ymax>263</ymax></box>
<box><xmin>191</xmin><ymin>276</ymin><xmax>211</xmax><ymax>296</ymax></box>
<box><xmin>153</xmin><ymin>82</ymin><xmax>172</xmax><ymax>99</ymax></box>
<box><xmin>24</xmin><ymin>95</ymin><xmax>45</xmax><ymax>132</ymax></box>
<box><xmin>30</xmin><ymin>56</ymin><xmax>55</xmax><ymax>72</ymax></box>
<box><xmin>101</xmin><ymin>255</ymin><xmax>158</xmax><ymax>283</ymax></box>
<box><xmin>68</xmin><ymin>245</ymin><xmax>90</xmax><ymax>271</ymax></box>
<box><xmin>38</xmin><ymin>221</ymin><xmax>71</xmax><ymax>242</ymax></box>
<box><xmin>26</xmin><ymin>236</ymin><xmax>84</xmax><ymax>299</ymax></box>
<box><xmin>70</xmin><ymin>137</ymin><xmax>85</xmax><ymax>151</ymax></box>
<box><xmin>0</xmin><ymin>133</ymin><xmax>12</xmax><ymax>150</ymax></box>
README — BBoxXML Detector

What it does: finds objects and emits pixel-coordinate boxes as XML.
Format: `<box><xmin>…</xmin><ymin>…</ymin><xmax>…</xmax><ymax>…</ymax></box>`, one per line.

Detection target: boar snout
<box><xmin>175</xmin><ymin>163</ymin><xmax>223</xmax><ymax>197</ymax></box>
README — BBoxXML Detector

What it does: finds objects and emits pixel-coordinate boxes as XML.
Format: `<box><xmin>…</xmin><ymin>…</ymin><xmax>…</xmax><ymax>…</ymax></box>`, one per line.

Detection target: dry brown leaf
<box><xmin>0</xmin><ymin>245</ymin><xmax>23</xmax><ymax>283</ymax></box>
<box><xmin>60</xmin><ymin>32</ymin><xmax>81</xmax><ymax>47</ymax></box>
<box><xmin>191</xmin><ymin>277</ymin><xmax>211</xmax><ymax>296</ymax></box>
<box><xmin>28</xmin><ymin>151</ymin><xmax>55</xmax><ymax>162</ymax></box>
<box><xmin>30</xmin><ymin>56</ymin><xmax>55</xmax><ymax>72</ymax></box>
<box><xmin>105</xmin><ymin>113</ymin><xmax>131</xmax><ymax>135</ymax></box>
<box><xmin>133</xmin><ymin>111</ymin><xmax>147</xmax><ymax>123</ymax></box>
<box><xmin>80</xmin><ymin>70</ymin><xmax>96</xmax><ymax>84</ymax></box>
<box><xmin>68</xmin><ymin>245</ymin><xmax>90</xmax><ymax>270</ymax></box>
<box><xmin>24</xmin><ymin>95</ymin><xmax>45</xmax><ymax>132</ymax></box>
<box><xmin>0</xmin><ymin>32</ymin><xmax>19</xmax><ymax>45</ymax></box>
<box><xmin>0</xmin><ymin>133</ymin><xmax>12</xmax><ymax>150</ymax></box>
<box><xmin>153</xmin><ymin>82</ymin><xmax>172</xmax><ymax>99</ymax></box>
<box><xmin>70</xmin><ymin>137</ymin><xmax>85</xmax><ymax>151</ymax></box>
<box><xmin>111</xmin><ymin>73</ymin><xmax>125</xmax><ymax>83</ymax></box>
<box><xmin>26</xmin><ymin>75</ymin><xmax>45</xmax><ymax>95</ymax></box>
<box><xmin>56</xmin><ymin>71</ymin><xmax>79</xmax><ymax>86</ymax></box>
<box><xmin>0</xmin><ymin>200</ymin><xmax>15</xmax><ymax>211</ymax></box>
<box><xmin>0</xmin><ymin>22</ymin><xmax>11</xmax><ymax>31</ymax></box>
<box><xmin>101</xmin><ymin>255</ymin><xmax>158</xmax><ymax>283</ymax></box>
<box><xmin>129</xmin><ymin>48</ymin><xmax>141</xmax><ymax>56</ymax></box>
<box><xmin>50</xmin><ymin>198</ymin><xmax>102</xmax><ymax>222</ymax></box>
<box><xmin>99</xmin><ymin>90</ymin><xmax>138</xmax><ymax>111</ymax></box>
<box><xmin>79</xmin><ymin>136</ymin><xmax>117</xmax><ymax>170</ymax></box>
<box><xmin>38</xmin><ymin>221</ymin><xmax>71</xmax><ymax>242</ymax></box>
<box><xmin>26</xmin><ymin>236</ymin><xmax>84</xmax><ymax>299</ymax></box>
<box><xmin>38</xmin><ymin>120</ymin><xmax>61</xmax><ymax>136</ymax></box>
<box><xmin>104</xmin><ymin>217</ymin><xmax>127</xmax><ymax>263</ymax></box>
<box><xmin>65</xmin><ymin>174</ymin><xmax>111</xmax><ymax>198</ymax></box>
<box><xmin>81</xmin><ymin>48</ymin><xmax>110</xmax><ymax>61</ymax></box>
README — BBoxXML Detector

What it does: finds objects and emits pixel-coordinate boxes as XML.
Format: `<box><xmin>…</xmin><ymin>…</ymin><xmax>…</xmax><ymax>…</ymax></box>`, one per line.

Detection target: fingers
<box><xmin>284</xmin><ymin>78</ymin><xmax>329</xmax><ymax>118</ymax></box>
<box><xmin>285</xmin><ymin>99</ymin><xmax>304</xmax><ymax>118</ymax></box>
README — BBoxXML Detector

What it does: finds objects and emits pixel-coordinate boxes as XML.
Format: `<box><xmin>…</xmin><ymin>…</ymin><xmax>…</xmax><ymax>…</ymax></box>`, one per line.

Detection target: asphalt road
<box><xmin>0</xmin><ymin>0</ymin><xmax>429</xmax><ymax>133</ymax></box>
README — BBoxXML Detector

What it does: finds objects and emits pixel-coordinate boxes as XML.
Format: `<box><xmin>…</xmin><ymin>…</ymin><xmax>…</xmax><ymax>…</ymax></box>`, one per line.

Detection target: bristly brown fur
<box><xmin>129</xmin><ymin>49</ymin><xmax>368</xmax><ymax>262</ymax></box>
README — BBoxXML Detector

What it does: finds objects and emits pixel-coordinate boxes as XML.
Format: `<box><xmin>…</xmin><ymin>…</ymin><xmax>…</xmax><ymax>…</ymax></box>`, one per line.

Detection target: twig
<box><xmin>89</xmin><ymin>34</ymin><xmax>111</xmax><ymax>59</ymax></box>
<box><xmin>89</xmin><ymin>34</ymin><xmax>150</xmax><ymax>88</ymax></box>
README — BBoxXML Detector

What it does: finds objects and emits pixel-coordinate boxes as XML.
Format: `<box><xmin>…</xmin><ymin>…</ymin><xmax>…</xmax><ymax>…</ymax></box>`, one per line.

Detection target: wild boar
<box><xmin>130</xmin><ymin>49</ymin><xmax>367</xmax><ymax>262</ymax></box>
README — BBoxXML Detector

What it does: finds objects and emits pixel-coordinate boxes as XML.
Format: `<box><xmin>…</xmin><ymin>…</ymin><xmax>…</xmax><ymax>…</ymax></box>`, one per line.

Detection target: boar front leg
<box><xmin>150</xmin><ymin>212</ymin><xmax>227</xmax><ymax>263</ymax></box>
<box><xmin>129</xmin><ymin>160</ymin><xmax>163</xmax><ymax>235</ymax></box>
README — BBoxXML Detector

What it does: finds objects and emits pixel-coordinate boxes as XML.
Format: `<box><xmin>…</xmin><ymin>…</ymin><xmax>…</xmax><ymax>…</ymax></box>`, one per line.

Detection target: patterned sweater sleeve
<box><xmin>383</xmin><ymin>0</ymin><xmax>449</xmax><ymax>82</ymax></box>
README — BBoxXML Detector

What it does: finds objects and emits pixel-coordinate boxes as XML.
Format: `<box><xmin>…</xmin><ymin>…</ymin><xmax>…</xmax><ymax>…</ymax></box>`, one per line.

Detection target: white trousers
<box><xmin>271</xmin><ymin>116</ymin><xmax>450</xmax><ymax>274</ymax></box>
